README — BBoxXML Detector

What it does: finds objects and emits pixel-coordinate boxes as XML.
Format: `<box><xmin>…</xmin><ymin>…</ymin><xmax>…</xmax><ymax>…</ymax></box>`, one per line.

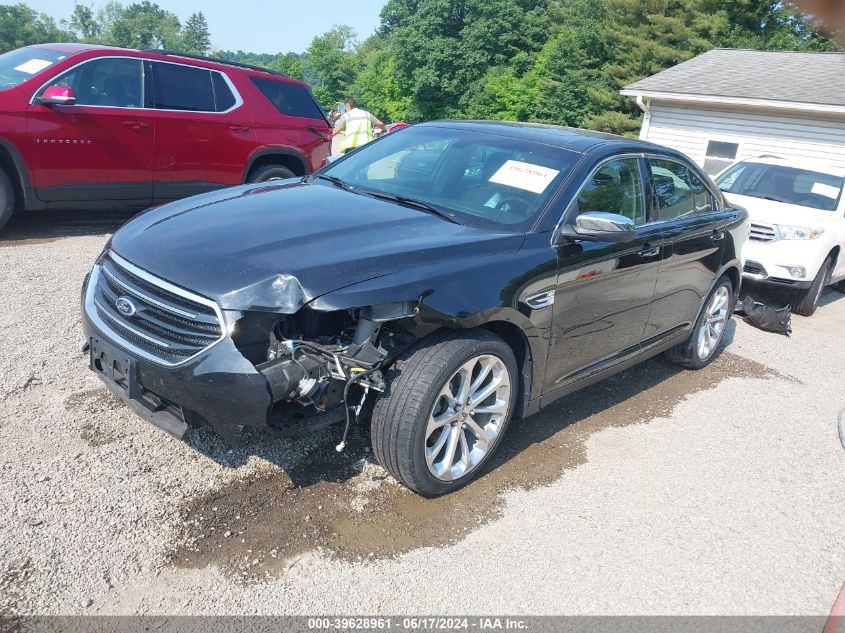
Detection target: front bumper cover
<box><xmin>742</xmin><ymin>238</ymin><xmax>825</xmax><ymax>291</ymax></box>
<box><xmin>82</xmin><ymin>305</ymin><xmax>274</xmax><ymax>444</ymax></box>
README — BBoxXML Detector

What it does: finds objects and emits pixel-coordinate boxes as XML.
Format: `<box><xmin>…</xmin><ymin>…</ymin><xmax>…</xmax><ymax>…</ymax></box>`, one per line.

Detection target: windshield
<box><xmin>716</xmin><ymin>161</ymin><xmax>843</xmax><ymax>212</ymax></box>
<box><xmin>0</xmin><ymin>47</ymin><xmax>67</xmax><ymax>91</ymax></box>
<box><xmin>322</xmin><ymin>125</ymin><xmax>579</xmax><ymax>231</ymax></box>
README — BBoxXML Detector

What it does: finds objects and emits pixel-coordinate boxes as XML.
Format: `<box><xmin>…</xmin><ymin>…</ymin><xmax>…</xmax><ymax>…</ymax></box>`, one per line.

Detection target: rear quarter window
<box><xmin>250</xmin><ymin>76</ymin><xmax>325</xmax><ymax>120</ymax></box>
<box><xmin>212</xmin><ymin>72</ymin><xmax>236</xmax><ymax>111</ymax></box>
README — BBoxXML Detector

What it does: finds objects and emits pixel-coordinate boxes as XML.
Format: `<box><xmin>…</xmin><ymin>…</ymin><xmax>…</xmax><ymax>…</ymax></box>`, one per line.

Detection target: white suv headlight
<box><xmin>776</xmin><ymin>225</ymin><xmax>824</xmax><ymax>240</ymax></box>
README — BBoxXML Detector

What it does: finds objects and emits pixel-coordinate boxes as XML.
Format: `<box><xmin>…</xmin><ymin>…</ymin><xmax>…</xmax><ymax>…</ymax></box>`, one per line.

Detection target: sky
<box><xmin>24</xmin><ymin>0</ymin><xmax>387</xmax><ymax>54</ymax></box>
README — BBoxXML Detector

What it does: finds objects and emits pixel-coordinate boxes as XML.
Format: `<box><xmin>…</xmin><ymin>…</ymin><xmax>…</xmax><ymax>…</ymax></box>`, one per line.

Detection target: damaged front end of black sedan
<box><xmin>81</xmin><ymin>247</ymin><xmax>437</xmax><ymax>446</ymax></box>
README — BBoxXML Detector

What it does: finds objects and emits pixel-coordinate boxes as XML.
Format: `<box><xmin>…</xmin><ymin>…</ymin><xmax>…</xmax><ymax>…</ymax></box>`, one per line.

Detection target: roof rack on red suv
<box><xmin>140</xmin><ymin>49</ymin><xmax>294</xmax><ymax>79</ymax></box>
<box><xmin>0</xmin><ymin>43</ymin><xmax>331</xmax><ymax>231</ymax></box>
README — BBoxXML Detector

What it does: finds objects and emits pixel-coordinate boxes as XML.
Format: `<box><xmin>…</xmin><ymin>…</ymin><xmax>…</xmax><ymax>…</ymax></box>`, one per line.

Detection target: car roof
<box><xmin>25</xmin><ymin>43</ymin><xmax>116</xmax><ymax>54</ymax></box>
<box><xmin>421</xmin><ymin>120</ymin><xmax>665</xmax><ymax>153</ymax></box>
<box><xmin>737</xmin><ymin>155</ymin><xmax>845</xmax><ymax>178</ymax></box>
<box><xmin>22</xmin><ymin>43</ymin><xmax>309</xmax><ymax>86</ymax></box>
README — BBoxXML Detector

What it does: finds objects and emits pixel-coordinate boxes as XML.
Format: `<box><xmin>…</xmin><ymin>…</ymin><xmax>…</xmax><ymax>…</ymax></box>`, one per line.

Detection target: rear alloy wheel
<box><xmin>371</xmin><ymin>330</ymin><xmax>517</xmax><ymax>497</ymax></box>
<box><xmin>665</xmin><ymin>276</ymin><xmax>733</xmax><ymax>369</ymax></box>
<box><xmin>793</xmin><ymin>256</ymin><xmax>833</xmax><ymax>317</ymax></box>
<box><xmin>695</xmin><ymin>285</ymin><xmax>731</xmax><ymax>360</ymax></box>
<box><xmin>248</xmin><ymin>164</ymin><xmax>296</xmax><ymax>183</ymax></box>
<box><xmin>0</xmin><ymin>169</ymin><xmax>15</xmax><ymax>232</ymax></box>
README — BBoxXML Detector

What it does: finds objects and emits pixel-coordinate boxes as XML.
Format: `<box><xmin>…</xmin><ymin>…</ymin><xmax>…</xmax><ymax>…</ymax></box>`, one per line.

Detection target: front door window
<box><xmin>40</xmin><ymin>58</ymin><xmax>144</xmax><ymax>108</ymax></box>
<box><xmin>575</xmin><ymin>158</ymin><xmax>645</xmax><ymax>225</ymax></box>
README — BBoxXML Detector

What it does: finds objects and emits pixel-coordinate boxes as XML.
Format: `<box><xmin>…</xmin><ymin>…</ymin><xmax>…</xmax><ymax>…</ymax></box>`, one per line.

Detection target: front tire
<box><xmin>793</xmin><ymin>256</ymin><xmax>832</xmax><ymax>317</ymax></box>
<box><xmin>0</xmin><ymin>169</ymin><xmax>15</xmax><ymax>232</ymax></box>
<box><xmin>665</xmin><ymin>276</ymin><xmax>733</xmax><ymax>369</ymax></box>
<box><xmin>371</xmin><ymin>330</ymin><xmax>518</xmax><ymax>497</ymax></box>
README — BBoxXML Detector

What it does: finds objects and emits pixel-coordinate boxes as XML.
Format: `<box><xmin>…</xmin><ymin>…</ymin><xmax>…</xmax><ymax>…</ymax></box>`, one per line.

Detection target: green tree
<box><xmin>69</xmin><ymin>3</ymin><xmax>100</xmax><ymax>41</ymax></box>
<box><xmin>530</xmin><ymin>0</ymin><xmax>610</xmax><ymax>127</ymax></box>
<box><xmin>462</xmin><ymin>66</ymin><xmax>537</xmax><ymax>121</ymax></box>
<box><xmin>351</xmin><ymin>35</ymin><xmax>413</xmax><ymax>120</ymax></box>
<box><xmin>181</xmin><ymin>11</ymin><xmax>210</xmax><ymax>55</ymax></box>
<box><xmin>0</xmin><ymin>3</ymin><xmax>75</xmax><ymax>52</ymax></box>
<box><xmin>270</xmin><ymin>52</ymin><xmax>305</xmax><ymax>80</ymax></box>
<box><xmin>303</xmin><ymin>25</ymin><xmax>359</xmax><ymax>107</ymax></box>
<box><xmin>379</xmin><ymin>0</ymin><xmax>548</xmax><ymax>120</ymax></box>
<box><xmin>99</xmin><ymin>1</ymin><xmax>181</xmax><ymax>50</ymax></box>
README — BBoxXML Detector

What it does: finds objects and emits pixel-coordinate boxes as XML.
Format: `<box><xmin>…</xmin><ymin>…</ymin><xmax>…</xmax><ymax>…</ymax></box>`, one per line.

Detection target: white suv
<box><xmin>716</xmin><ymin>157</ymin><xmax>845</xmax><ymax>316</ymax></box>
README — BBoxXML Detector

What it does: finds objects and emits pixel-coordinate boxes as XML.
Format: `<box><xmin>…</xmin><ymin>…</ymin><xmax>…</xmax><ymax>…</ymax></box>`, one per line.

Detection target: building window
<box><xmin>704</xmin><ymin>140</ymin><xmax>739</xmax><ymax>176</ymax></box>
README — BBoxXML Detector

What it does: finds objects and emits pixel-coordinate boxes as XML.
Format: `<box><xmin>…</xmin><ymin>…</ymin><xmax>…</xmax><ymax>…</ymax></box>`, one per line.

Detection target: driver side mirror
<box><xmin>36</xmin><ymin>85</ymin><xmax>76</xmax><ymax>106</ymax></box>
<box><xmin>556</xmin><ymin>212</ymin><xmax>636</xmax><ymax>244</ymax></box>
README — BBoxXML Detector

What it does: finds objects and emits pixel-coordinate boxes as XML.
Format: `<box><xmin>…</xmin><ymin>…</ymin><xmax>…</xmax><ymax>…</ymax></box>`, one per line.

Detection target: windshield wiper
<box><xmin>736</xmin><ymin>192</ymin><xmax>790</xmax><ymax>204</ymax></box>
<box><xmin>314</xmin><ymin>174</ymin><xmax>353</xmax><ymax>191</ymax></box>
<box><xmin>357</xmin><ymin>189</ymin><xmax>463</xmax><ymax>225</ymax></box>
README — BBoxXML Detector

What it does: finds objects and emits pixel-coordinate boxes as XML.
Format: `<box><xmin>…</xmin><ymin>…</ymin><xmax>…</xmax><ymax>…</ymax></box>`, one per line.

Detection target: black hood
<box><xmin>110</xmin><ymin>181</ymin><xmax>525</xmax><ymax>311</ymax></box>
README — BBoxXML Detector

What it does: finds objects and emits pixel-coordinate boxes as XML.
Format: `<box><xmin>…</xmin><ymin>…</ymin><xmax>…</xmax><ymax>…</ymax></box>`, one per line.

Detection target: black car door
<box><xmin>644</xmin><ymin>156</ymin><xmax>728</xmax><ymax>339</ymax></box>
<box><xmin>542</xmin><ymin>155</ymin><xmax>664</xmax><ymax>395</ymax></box>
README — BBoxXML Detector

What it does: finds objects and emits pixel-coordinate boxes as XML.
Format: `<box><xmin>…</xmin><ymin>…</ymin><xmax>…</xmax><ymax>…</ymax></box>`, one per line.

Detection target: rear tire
<box><xmin>793</xmin><ymin>256</ymin><xmax>832</xmax><ymax>317</ymax></box>
<box><xmin>0</xmin><ymin>169</ymin><xmax>15</xmax><ymax>232</ymax></box>
<box><xmin>665</xmin><ymin>276</ymin><xmax>733</xmax><ymax>370</ymax></box>
<box><xmin>370</xmin><ymin>329</ymin><xmax>518</xmax><ymax>497</ymax></box>
<box><xmin>247</xmin><ymin>164</ymin><xmax>296</xmax><ymax>183</ymax></box>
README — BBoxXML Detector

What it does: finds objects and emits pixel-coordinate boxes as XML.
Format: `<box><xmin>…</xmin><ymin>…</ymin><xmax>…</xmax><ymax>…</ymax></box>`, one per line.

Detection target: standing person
<box><xmin>333</xmin><ymin>98</ymin><xmax>384</xmax><ymax>154</ymax></box>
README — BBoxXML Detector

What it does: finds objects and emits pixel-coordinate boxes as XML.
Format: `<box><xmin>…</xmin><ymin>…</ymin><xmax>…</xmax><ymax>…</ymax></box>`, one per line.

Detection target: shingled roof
<box><xmin>622</xmin><ymin>48</ymin><xmax>845</xmax><ymax>108</ymax></box>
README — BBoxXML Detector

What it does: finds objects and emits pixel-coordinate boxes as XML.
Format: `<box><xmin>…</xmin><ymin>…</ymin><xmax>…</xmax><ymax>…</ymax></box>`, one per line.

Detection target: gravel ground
<box><xmin>0</xmin><ymin>209</ymin><xmax>843</xmax><ymax>616</ymax></box>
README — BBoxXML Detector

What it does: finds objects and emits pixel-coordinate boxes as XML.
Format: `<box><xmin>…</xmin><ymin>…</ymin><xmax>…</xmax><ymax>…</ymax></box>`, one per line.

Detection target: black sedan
<box><xmin>81</xmin><ymin>121</ymin><xmax>748</xmax><ymax>496</ymax></box>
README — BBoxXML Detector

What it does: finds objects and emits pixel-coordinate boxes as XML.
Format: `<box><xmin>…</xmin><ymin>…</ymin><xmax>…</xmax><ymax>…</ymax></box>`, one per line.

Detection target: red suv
<box><xmin>0</xmin><ymin>43</ymin><xmax>332</xmax><ymax>230</ymax></box>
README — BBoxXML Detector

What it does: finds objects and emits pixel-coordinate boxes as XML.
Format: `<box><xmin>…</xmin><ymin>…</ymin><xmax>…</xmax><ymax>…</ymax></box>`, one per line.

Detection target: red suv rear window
<box><xmin>250</xmin><ymin>77</ymin><xmax>325</xmax><ymax>121</ymax></box>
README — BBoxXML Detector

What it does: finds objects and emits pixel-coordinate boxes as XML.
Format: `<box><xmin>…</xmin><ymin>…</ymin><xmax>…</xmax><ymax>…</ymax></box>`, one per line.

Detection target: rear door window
<box><xmin>648</xmin><ymin>159</ymin><xmax>695</xmax><ymax>221</ymax></box>
<box><xmin>152</xmin><ymin>62</ymin><xmax>216</xmax><ymax>112</ymax></box>
<box><xmin>250</xmin><ymin>77</ymin><xmax>326</xmax><ymax>120</ymax></box>
<box><xmin>690</xmin><ymin>171</ymin><xmax>714</xmax><ymax>214</ymax></box>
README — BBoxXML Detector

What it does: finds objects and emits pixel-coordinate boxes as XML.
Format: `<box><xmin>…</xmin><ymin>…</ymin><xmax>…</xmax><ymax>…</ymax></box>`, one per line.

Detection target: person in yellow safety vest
<box><xmin>333</xmin><ymin>98</ymin><xmax>384</xmax><ymax>154</ymax></box>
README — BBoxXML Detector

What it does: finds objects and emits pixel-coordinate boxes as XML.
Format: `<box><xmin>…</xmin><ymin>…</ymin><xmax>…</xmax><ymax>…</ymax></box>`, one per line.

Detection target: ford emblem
<box><xmin>115</xmin><ymin>296</ymin><xmax>137</xmax><ymax>317</ymax></box>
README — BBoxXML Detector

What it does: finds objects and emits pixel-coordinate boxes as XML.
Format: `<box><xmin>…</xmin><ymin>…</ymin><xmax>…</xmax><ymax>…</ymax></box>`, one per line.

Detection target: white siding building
<box><xmin>621</xmin><ymin>49</ymin><xmax>845</xmax><ymax>176</ymax></box>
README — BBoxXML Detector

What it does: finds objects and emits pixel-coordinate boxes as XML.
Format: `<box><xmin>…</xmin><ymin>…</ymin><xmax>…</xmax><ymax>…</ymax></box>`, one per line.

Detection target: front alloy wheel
<box><xmin>371</xmin><ymin>330</ymin><xmax>517</xmax><ymax>497</ymax></box>
<box><xmin>425</xmin><ymin>355</ymin><xmax>510</xmax><ymax>482</ymax></box>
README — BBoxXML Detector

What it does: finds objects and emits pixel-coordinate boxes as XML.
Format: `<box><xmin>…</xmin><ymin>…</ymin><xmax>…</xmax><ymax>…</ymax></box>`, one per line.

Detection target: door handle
<box><xmin>712</xmin><ymin>229</ymin><xmax>725</xmax><ymax>242</ymax></box>
<box><xmin>122</xmin><ymin>120</ymin><xmax>148</xmax><ymax>129</ymax></box>
<box><xmin>229</xmin><ymin>125</ymin><xmax>251</xmax><ymax>133</ymax></box>
<box><xmin>638</xmin><ymin>244</ymin><xmax>661</xmax><ymax>258</ymax></box>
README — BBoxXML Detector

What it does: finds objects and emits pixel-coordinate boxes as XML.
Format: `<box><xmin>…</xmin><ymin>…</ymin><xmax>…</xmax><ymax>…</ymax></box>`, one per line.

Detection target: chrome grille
<box><xmin>749</xmin><ymin>223</ymin><xmax>778</xmax><ymax>243</ymax></box>
<box><xmin>87</xmin><ymin>251</ymin><xmax>224</xmax><ymax>366</ymax></box>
